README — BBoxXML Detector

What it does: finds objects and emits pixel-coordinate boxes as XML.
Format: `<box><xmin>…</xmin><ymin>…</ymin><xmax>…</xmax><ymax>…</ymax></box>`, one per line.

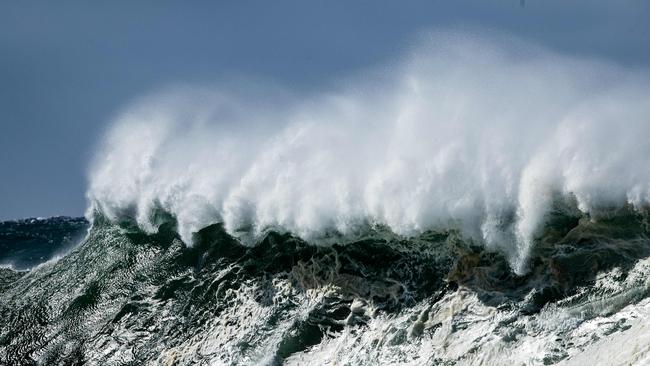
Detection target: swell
<box><xmin>86</xmin><ymin>31</ymin><xmax>650</xmax><ymax>274</ymax></box>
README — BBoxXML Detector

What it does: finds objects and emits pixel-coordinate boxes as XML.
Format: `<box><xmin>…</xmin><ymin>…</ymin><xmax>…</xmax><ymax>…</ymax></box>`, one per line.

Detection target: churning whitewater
<box><xmin>88</xmin><ymin>32</ymin><xmax>650</xmax><ymax>274</ymax></box>
<box><xmin>2</xmin><ymin>31</ymin><xmax>650</xmax><ymax>366</ymax></box>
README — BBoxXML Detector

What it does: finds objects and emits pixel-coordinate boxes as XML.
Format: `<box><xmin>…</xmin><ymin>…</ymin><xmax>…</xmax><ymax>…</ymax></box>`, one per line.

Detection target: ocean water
<box><xmin>2</xmin><ymin>31</ymin><xmax>650</xmax><ymax>365</ymax></box>
<box><xmin>1</xmin><ymin>207</ymin><xmax>650</xmax><ymax>365</ymax></box>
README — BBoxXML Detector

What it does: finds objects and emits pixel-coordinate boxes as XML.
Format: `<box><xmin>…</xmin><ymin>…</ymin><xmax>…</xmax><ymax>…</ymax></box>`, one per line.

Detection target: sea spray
<box><xmin>86</xmin><ymin>31</ymin><xmax>650</xmax><ymax>274</ymax></box>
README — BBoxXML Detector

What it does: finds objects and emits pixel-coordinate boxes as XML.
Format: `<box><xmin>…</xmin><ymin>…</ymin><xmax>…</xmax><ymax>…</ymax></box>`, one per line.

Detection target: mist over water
<box><xmin>86</xmin><ymin>32</ymin><xmax>650</xmax><ymax>274</ymax></box>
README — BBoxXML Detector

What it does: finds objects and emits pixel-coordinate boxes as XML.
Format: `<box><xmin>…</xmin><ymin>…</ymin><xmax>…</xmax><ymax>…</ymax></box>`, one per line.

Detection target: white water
<box><xmin>86</xmin><ymin>31</ymin><xmax>650</xmax><ymax>274</ymax></box>
<box><xmin>283</xmin><ymin>257</ymin><xmax>650</xmax><ymax>366</ymax></box>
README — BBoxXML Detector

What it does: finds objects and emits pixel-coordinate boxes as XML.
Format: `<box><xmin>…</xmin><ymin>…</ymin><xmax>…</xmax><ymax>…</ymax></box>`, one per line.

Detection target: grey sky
<box><xmin>1</xmin><ymin>1</ymin><xmax>649</xmax><ymax>219</ymax></box>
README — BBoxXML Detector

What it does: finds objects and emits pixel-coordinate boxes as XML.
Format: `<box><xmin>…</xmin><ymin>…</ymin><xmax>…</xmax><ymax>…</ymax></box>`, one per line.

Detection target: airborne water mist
<box><xmin>86</xmin><ymin>32</ymin><xmax>650</xmax><ymax>274</ymax></box>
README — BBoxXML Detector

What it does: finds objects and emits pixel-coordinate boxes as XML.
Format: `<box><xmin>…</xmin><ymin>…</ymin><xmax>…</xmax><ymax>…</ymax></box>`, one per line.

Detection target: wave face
<box><xmin>2</xmin><ymin>210</ymin><xmax>650</xmax><ymax>365</ymax></box>
<box><xmin>86</xmin><ymin>32</ymin><xmax>650</xmax><ymax>274</ymax></box>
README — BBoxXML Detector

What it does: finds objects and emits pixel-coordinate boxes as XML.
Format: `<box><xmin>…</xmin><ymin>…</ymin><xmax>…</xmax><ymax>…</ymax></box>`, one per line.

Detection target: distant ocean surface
<box><xmin>0</xmin><ymin>217</ymin><xmax>88</xmax><ymax>270</ymax></box>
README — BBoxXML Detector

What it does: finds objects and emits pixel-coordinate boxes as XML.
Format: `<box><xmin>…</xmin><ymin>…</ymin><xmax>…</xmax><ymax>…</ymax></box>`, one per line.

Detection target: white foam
<box><xmin>86</xmin><ymin>30</ymin><xmax>650</xmax><ymax>274</ymax></box>
<box><xmin>0</xmin><ymin>262</ymin><xmax>18</xmax><ymax>271</ymax></box>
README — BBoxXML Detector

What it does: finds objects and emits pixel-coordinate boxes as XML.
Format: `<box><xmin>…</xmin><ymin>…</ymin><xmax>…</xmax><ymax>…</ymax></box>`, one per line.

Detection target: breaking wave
<box><xmin>86</xmin><ymin>31</ymin><xmax>650</xmax><ymax>274</ymax></box>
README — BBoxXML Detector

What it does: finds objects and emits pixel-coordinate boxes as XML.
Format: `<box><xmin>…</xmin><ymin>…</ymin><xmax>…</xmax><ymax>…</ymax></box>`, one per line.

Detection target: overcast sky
<box><xmin>1</xmin><ymin>1</ymin><xmax>649</xmax><ymax>219</ymax></box>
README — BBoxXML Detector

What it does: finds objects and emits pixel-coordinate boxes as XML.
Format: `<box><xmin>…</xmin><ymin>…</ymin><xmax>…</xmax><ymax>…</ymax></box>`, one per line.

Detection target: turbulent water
<box><xmin>3</xmin><ymin>31</ymin><xmax>650</xmax><ymax>365</ymax></box>
<box><xmin>2</xmin><ymin>207</ymin><xmax>650</xmax><ymax>365</ymax></box>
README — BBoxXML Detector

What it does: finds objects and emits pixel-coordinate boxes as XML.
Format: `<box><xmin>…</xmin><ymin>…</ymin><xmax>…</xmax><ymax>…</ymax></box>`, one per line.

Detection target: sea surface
<box><xmin>1</xmin><ymin>208</ymin><xmax>650</xmax><ymax>365</ymax></box>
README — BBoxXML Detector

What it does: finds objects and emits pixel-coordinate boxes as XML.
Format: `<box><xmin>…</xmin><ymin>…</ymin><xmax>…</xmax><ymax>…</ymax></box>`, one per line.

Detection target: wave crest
<box><xmin>86</xmin><ymin>31</ymin><xmax>650</xmax><ymax>274</ymax></box>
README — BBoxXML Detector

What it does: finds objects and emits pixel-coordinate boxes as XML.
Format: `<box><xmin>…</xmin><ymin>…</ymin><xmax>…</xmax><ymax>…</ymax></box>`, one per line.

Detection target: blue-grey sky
<box><xmin>1</xmin><ymin>1</ymin><xmax>649</xmax><ymax>220</ymax></box>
